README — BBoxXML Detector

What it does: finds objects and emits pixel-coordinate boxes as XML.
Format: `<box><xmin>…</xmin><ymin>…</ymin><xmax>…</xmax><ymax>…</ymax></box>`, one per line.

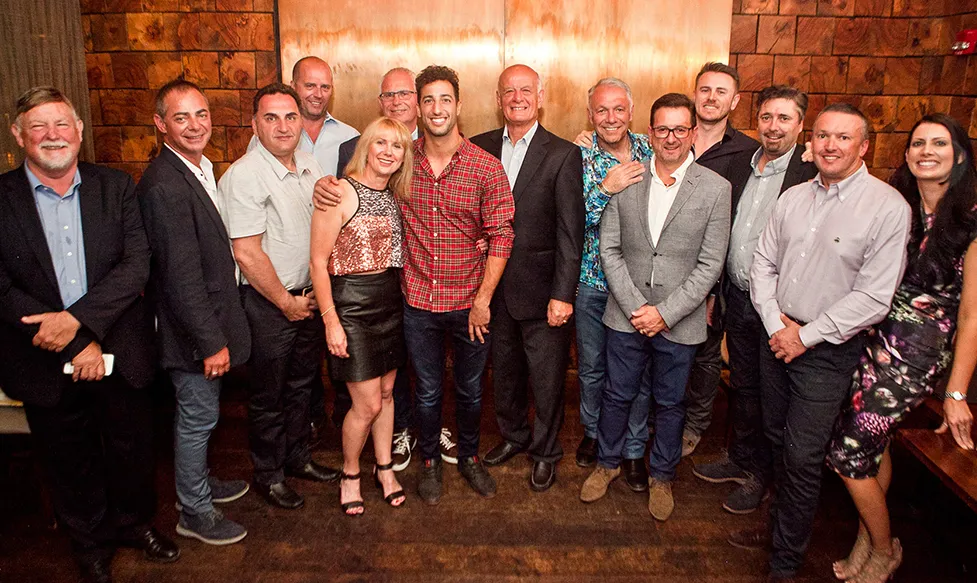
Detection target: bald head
<box><xmin>496</xmin><ymin>64</ymin><xmax>542</xmax><ymax>131</ymax></box>
<box><xmin>378</xmin><ymin>67</ymin><xmax>418</xmax><ymax>131</ymax></box>
<box><xmin>291</xmin><ymin>56</ymin><xmax>333</xmax><ymax>121</ymax></box>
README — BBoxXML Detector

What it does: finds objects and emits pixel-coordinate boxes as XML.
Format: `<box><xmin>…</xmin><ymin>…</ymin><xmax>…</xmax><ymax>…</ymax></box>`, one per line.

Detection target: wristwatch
<box><xmin>945</xmin><ymin>390</ymin><xmax>967</xmax><ymax>401</ymax></box>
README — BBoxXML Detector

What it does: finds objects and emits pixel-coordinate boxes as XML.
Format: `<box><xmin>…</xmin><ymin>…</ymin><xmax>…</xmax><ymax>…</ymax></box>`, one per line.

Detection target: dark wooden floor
<box><xmin>2</xmin><ymin>368</ymin><xmax>975</xmax><ymax>583</ymax></box>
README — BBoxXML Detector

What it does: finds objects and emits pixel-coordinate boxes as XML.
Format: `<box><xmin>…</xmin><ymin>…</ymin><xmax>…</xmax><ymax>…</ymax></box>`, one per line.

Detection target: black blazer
<box><xmin>336</xmin><ymin>136</ymin><xmax>359</xmax><ymax>176</ymax></box>
<box><xmin>137</xmin><ymin>147</ymin><xmax>251</xmax><ymax>373</ymax></box>
<box><xmin>0</xmin><ymin>163</ymin><xmax>155</xmax><ymax>406</ymax></box>
<box><xmin>470</xmin><ymin>125</ymin><xmax>584</xmax><ymax>320</ymax></box>
<box><xmin>727</xmin><ymin>144</ymin><xmax>818</xmax><ymax>216</ymax></box>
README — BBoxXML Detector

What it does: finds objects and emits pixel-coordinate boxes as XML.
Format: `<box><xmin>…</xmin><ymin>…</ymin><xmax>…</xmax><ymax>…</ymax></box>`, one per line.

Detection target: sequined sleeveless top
<box><xmin>327</xmin><ymin>176</ymin><xmax>405</xmax><ymax>276</ymax></box>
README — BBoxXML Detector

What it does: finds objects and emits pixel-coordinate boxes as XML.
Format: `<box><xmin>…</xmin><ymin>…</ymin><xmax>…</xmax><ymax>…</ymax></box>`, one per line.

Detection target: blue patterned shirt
<box><xmin>578</xmin><ymin>131</ymin><xmax>652</xmax><ymax>291</ymax></box>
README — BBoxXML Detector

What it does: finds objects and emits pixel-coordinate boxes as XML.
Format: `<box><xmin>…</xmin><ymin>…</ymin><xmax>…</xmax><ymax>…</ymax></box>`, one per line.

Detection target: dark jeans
<box><xmin>403</xmin><ymin>303</ymin><xmax>490</xmax><ymax>461</ymax></box>
<box><xmin>24</xmin><ymin>375</ymin><xmax>155</xmax><ymax>567</ymax></box>
<box><xmin>491</xmin><ymin>292</ymin><xmax>572</xmax><ymax>463</ymax></box>
<box><xmin>331</xmin><ymin>362</ymin><xmax>412</xmax><ymax>431</ymax></box>
<box><xmin>242</xmin><ymin>285</ymin><xmax>321</xmax><ymax>486</ymax></box>
<box><xmin>683</xmin><ymin>323</ymin><xmax>723</xmax><ymax>436</ymax></box>
<box><xmin>725</xmin><ymin>285</ymin><xmax>771</xmax><ymax>480</ymax></box>
<box><xmin>760</xmin><ymin>333</ymin><xmax>863</xmax><ymax>576</ymax></box>
<box><xmin>599</xmin><ymin>329</ymin><xmax>697</xmax><ymax>481</ymax></box>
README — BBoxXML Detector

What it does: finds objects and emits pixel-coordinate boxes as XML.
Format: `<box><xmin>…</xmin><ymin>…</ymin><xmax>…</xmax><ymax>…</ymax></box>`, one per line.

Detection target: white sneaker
<box><xmin>440</xmin><ymin>427</ymin><xmax>458</xmax><ymax>464</ymax></box>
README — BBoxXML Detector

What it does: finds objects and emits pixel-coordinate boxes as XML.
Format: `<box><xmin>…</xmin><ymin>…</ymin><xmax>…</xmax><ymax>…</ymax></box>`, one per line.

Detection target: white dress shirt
<box><xmin>501</xmin><ymin>121</ymin><xmax>539</xmax><ymax>189</ymax></box>
<box><xmin>165</xmin><ymin>143</ymin><xmax>218</xmax><ymax>206</ymax></box>
<box><xmin>647</xmin><ymin>152</ymin><xmax>694</xmax><ymax>246</ymax></box>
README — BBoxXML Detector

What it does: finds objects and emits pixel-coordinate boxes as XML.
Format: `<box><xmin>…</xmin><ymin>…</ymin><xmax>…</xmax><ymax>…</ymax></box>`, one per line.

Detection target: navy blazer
<box><xmin>470</xmin><ymin>124</ymin><xmax>584</xmax><ymax>320</ymax></box>
<box><xmin>0</xmin><ymin>163</ymin><xmax>155</xmax><ymax>406</ymax></box>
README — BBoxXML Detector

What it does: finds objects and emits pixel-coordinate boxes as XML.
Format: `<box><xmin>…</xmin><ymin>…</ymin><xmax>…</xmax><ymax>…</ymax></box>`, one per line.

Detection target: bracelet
<box><xmin>320</xmin><ymin>305</ymin><xmax>336</xmax><ymax>318</ymax></box>
<box><xmin>596</xmin><ymin>182</ymin><xmax>609</xmax><ymax>196</ymax></box>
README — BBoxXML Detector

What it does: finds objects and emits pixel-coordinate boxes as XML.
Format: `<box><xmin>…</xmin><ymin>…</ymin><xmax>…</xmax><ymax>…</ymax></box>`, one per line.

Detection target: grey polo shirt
<box><xmin>218</xmin><ymin>140</ymin><xmax>324</xmax><ymax>291</ymax></box>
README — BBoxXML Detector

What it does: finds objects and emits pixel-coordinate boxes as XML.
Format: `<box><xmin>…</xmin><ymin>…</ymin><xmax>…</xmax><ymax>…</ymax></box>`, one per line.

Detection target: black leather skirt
<box><xmin>328</xmin><ymin>269</ymin><xmax>406</xmax><ymax>382</ymax></box>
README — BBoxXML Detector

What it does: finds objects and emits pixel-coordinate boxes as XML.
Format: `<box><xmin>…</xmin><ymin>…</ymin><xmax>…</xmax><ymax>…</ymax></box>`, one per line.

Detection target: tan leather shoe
<box><xmin>648</xmin><ymin>478</ymin><xmax>674</xmax><ymax>521</ymax></box>
<box><xmin>580</xmin><ymin>466</ymin><xmax>621</xmax><ymax>502</ymax></box>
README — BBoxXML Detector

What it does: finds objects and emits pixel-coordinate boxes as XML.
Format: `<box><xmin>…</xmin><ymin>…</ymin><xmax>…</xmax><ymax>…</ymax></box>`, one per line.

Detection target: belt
<box><xmin>289</xmin><ymin>285</ymin><xmax>314</xmax><ymax>296</ymax></box>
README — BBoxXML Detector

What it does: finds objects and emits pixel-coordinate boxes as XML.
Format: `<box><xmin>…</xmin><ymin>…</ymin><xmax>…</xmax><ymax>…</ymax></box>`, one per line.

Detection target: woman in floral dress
<box><xmin>826</xmin><ymin>113</ymin><xmax>977</xmax><ymax>583</ymax></box>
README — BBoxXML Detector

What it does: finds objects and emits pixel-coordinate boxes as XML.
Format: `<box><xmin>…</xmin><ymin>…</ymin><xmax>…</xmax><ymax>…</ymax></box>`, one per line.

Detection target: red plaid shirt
<box><xmin>401</xmin><ymin>137</ymin><xmax>515</xmax><ymax>312</ymax></box>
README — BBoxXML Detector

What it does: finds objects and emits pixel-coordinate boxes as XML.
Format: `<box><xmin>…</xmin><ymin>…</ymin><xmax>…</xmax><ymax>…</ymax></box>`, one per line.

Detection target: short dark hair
<box><xmin>415</xmin><ymin>65</ymin><xmax>460</xmax><ymax>101</ymax></box>
<box><xmin>650</xmin><ymin>93</ymin><xmax>697</xmax><ymax>129</ymax></box>
<box><xmin>817</xmin><ymin>102</ymin><xmax>870</xmax><ymax>140</ymax></box>
<box><xmin>14</xmin><ymin>86</ymin><xmax>77</xmax><ymax>123</ymax></box>
<box><xmin>252</xmin><ymin>83</ymin><xmax>301</xmax><ymax>116</ymax></box>
<box><xmin>695</xmin><ymin>62</ymin><xmax>740</xmax><ymax>92</ymax></box>
<box><xmin>155</xmin><ymin>78</ymin><xmax>206</xmax><ymax>118</ymax></box>
<box><xmin>756</xmin><ymin>85</ymin><xmax>809</xmax><ymax>119</ymax></box>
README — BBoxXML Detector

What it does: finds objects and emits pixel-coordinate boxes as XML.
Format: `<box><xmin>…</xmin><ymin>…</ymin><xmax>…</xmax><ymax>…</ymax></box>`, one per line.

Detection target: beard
<box><xmin>34</xmin><ymin>141</ymin><xmax>78</xmax><ymax>173</ymax></box>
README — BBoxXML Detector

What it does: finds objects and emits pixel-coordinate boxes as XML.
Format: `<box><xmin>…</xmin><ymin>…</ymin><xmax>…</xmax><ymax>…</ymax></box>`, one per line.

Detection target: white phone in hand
<box><xmin>63</xmin><ymin>354</ymin><xmax>115</xmax><ymax>376</ymax></box>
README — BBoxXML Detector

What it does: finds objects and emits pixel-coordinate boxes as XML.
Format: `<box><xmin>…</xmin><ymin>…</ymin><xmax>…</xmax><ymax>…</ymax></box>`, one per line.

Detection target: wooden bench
<box><xmin>896</xmin><ymin>398</ymin><xmax>977</xmax><ymax>513</ymax></box>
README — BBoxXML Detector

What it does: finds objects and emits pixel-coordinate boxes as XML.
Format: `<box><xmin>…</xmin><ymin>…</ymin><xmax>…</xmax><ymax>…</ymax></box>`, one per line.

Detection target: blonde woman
<box><xmin>310</xmin><ymin>117</ymin><xmax>413</xmax><ymax>516</ymax></box>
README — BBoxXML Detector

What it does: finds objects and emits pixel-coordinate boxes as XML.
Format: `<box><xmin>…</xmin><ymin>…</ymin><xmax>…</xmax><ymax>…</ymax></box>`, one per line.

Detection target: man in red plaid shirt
<box><xmin>315</xmin><ymin>65</ymin><xmax>514</xmax><ymax>505</ymax></box>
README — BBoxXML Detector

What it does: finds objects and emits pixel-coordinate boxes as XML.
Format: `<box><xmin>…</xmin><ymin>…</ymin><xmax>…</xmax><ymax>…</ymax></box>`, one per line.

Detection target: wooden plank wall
<box><xmin>728</xmin><ymin>0</ymin><xmax>977</xmax><ymax>182</ymax></box>
<box><xmin>0</xmin><ymin>0</ymin><xmax>95</xmax><ymax>171</ymax></box>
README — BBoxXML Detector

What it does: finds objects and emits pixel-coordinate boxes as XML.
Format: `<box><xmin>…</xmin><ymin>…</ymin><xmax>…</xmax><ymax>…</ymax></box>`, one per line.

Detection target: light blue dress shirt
<box><xmin>26</xmin><ymin>163</ymin><xmax>88</xmax><ymax>308</ymax></box>
<box><xmin>501</xmin><ymin>121</ymin><xmax>539</xmax><ymax>189</ymax></box>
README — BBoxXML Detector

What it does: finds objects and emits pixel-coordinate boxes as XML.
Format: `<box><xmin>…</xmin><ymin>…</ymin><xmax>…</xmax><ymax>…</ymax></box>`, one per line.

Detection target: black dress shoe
<box><xmin>257</xmin><ymin>481</ymin><xmax>304</xmax><ymax>509</ymax></box>
<box><xmin>285</xmin><ymin>460</ymin><xmax>341</xmax><ymax>482</ymax></box>
<box><xmin>529</xmin><ymin>461</ymin><xmax>556</xmax><ymax>492</ymax></box>
<box><xmin>623</xmin><ymin>457</ymin><xmax>649</xmax><ymax>493</ymax></box>
<box><xmin>483</xmin><ymin>441</ymin><xmax>525</xmax><ymax>467</ymax></box>
<box><xmin>575</xmin><ymin>436</ymin><xmax>598</xmax><ymax>468</ymax></box>
<box><xmin>80</xmin><ymin>558</ymin><xmax>112</xmax><ymax>583</ymax></box>
<box><xmin>119</xmin><ymin>526</ymin><xmax>180</xmax><ymax>563</ymax></box>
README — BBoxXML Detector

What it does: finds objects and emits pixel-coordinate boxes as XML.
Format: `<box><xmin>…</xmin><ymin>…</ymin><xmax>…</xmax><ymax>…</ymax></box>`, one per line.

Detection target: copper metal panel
<box><xmin>278</xmin><ymin>0</ymin><xmax>505</xmax><ymax>138</ymax></box>
<box><xmin>277</xmin><ymin>0</ymin><xmax>732</xmax><ymax>142</ymax></box>
<box><xmin>504</xmin><ymin>0</ymin><xmax>733</xmax><ymax>139</ymax></box>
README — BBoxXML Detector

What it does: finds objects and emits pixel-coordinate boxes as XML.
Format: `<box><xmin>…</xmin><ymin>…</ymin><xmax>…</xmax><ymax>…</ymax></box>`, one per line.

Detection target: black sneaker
<box><xmin>723</xmin><ymin>473</ymin><xmax>768</xmax><ymax>515</ymax></box>
<box><xmin>692</xmin><ymin>450</ymin><xmax>749</xmax><ymax>484</ymax></box>
<box><xmin>458</xmin><ymin>455</ymin><xmax>496</xmax><ymax>498</ymax></box>
<box><xmin>391</xmin><ymin>428</ymin><xmax>416</xmax><ymax>472</ymax></box>
<box><xmin>174</xmin><ymin>477</ymin><xmax>249</xmax><ymax>512</ymax></box>
<box><xmin>418</xmin><ymin>458</ymin><xmax>443</xmax><ymax>506</ymax></box>
<box><xmin>727</xmin><ymin>526</ymin><xmax>771</xmax><ymax>551</ymax></box>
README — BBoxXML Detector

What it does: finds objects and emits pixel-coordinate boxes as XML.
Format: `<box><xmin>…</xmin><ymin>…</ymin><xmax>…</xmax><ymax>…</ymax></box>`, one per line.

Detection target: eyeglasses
<box><xmin>379</xmin><ymin>90</ymin><xmax>416</xmax><ymax>102</ymax></box>
<box><xmin>651</xmin><ymin>126</ymin><xmax>692</xmax><ymax>139</ymax></box>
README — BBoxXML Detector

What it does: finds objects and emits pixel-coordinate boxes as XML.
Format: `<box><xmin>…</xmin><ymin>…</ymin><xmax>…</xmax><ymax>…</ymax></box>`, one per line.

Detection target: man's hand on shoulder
<box><xmin>573</xmin><ymin>131</ymin><xmax>593</xmax><ymax>148</ymax></box>
<box><xmin>22</xmin><ymin>310</ymin><xmax>81</xmax><ymax>352</ymax></box>
<box><xmin>313</xmin><ymin>176</ymin><xmax>343</xmax><ymax>211</ymax></box>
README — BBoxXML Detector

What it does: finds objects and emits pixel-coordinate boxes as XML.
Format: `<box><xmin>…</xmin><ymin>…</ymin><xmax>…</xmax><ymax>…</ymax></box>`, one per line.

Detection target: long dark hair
<box><xmin>890</xmin><ymin>113</ymin><xmax>977</xmax><ymax>287</ymax></box>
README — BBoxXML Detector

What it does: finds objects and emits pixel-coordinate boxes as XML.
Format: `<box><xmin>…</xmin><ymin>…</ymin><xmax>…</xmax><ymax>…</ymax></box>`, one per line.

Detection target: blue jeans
<box><xmin>403</xmin><ymin>303</ymin><xmax>490</xmax><ymax>461</ymax></box>
<box><xmin>575</xmin><ymin>283</ymin><xmax>650</xmax><ymax>458</ymax></box>
<box><xmin>598</xmin><ymin>329</ymin><xmax>697</xmax><ymax>481</ymax></box>
<box><xmin>171</xmin><ymin>369</ymin><xmax>221</xmax><ymax>515</ymax></box>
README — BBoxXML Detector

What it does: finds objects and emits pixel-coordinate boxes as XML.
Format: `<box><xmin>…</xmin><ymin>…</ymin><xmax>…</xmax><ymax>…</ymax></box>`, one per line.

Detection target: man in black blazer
<box><xmin>692</xmin><ymin>85</ymin><xmax>818</xmax><ymax>521</ymax></box>
<box><xmin>137</xmin><ymin>80</ymin><xmax>250</xmax><ymax>546</ymax></box>
<box><xmin>471</xmin><ymin>65</ymin><xmax>584</xmax><ymax>491</ymax></box>
<box><xmin>0</xmin><ymin>87</ymin><xmax>178</xmax><ymax>583</ymax></box>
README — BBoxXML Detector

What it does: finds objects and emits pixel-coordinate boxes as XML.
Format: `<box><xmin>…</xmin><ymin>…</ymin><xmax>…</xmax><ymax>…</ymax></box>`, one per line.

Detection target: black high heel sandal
<box><xmin>340</xmin><ymin>472</ymin><xmax>364</xmax><ymax>516</ymax></box>
<box><xmin>373</xmin><ymin>462</ymin><xmax>406</xmax><ymax>507</ymax></box>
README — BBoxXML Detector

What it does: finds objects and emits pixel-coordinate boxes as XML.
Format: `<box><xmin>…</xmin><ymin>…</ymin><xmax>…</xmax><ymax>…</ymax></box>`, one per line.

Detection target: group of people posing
<box><xmin>1</xmin><ymin>54</ymin><xmax>974</xmax><ymax>583</ymax></box>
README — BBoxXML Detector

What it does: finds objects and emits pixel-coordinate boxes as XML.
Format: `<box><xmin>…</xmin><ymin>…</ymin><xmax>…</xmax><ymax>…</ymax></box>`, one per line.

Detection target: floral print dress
<box><xmin>827</xmin><ymin>211</ymin><xmax>972</xmax><ymax>478</ymax></box>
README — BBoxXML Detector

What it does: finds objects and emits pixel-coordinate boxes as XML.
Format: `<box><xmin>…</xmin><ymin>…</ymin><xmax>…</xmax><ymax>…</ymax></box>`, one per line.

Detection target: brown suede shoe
<box><xmin>580</xmin><ymin>466</ymin><xmax>621</xmax><ymax>502</ymax></box>
<box><xmin>647</xmin><ymin>478</ymin><xmax>674</xmax><ymax>521</ymax></box>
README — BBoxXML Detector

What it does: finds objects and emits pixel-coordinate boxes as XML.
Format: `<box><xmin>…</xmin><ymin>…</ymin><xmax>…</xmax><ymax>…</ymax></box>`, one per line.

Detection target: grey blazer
<box><xmin>600</xmin><ymin>160</ymin><xmax>731</xmax><ymax>345</ymax></box>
